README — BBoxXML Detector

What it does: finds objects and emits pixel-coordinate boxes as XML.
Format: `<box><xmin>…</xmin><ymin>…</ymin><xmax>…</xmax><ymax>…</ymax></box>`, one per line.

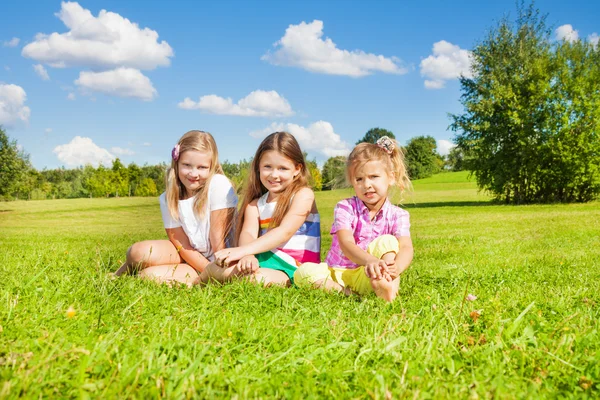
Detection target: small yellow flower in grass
<box><xmin>66</xmin><ymin>306</ymin><xmax>76</xmax><ymax>318</ymax></box>
<box><xmin>469</xmin><ymin>309</ymin><xmax>482</xmax><ymax>323</ymax></box>
<box><xmin>579</xmin><ymin>376</ymin><xmax>592</xmax><ymax>390</ymax></box>
<box><xmin>466</xmin><ymin>294</ymin><xmax>477</xmax><ymax>301</ymax></box>
<box><xmin>227</xmin><ymin>331</ymin><xmax>233</xmax><ymax>337</ymax></box>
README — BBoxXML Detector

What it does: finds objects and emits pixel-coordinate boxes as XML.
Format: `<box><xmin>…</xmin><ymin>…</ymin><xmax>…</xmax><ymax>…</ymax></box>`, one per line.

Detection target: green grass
<box><xmin>1</xmin><ymin>172</ymin><xmax>599</xmax><ymax>398</ymax></box>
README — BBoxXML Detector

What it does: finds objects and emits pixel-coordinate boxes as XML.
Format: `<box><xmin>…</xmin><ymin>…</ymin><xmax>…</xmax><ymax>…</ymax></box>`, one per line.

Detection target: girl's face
<box><xmin>177</xmin><ymin>150</ymin><xmax>212</xmax><ymax>198</ymax></box>
<box><xmin>259</xmin><ymin>150</ymin><xmax>301</xmax><ymax>201</ymax></box>
<box><xmin>350</xmin><ymin>160</ymin><xmax>394</xmax><ymax>211</ymax></box>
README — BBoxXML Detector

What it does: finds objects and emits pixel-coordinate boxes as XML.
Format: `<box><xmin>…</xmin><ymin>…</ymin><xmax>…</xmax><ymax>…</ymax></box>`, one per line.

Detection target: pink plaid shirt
<box><xmin>325</xmin><ymin>196</ymin><xmax>410</xmax><ymax>269</ymax></box>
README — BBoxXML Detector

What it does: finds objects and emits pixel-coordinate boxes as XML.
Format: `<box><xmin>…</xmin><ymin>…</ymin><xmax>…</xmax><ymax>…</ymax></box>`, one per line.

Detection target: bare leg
<box><xmin>252</xmin><ymin>268</ymin><xmax>290</xmax><ymax>287</ymax></box>
<box><xmin>139</xmin><ymin>263</ymin><xmax>198</xmax><ymax>287</ymax></box>
<box><xmin>313</xmin><ymin>278</ymin><xmax>354</xmax><ymax>295</ymax></box>
<box><xmin>114</xmin><ymin>240</ymin><xmax>183</xmax><ymax>276</ymax></box>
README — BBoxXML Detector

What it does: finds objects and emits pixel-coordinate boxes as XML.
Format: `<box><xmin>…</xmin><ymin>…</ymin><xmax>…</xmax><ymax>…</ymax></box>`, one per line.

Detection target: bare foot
<box><xmin>371</xmin><ymin>277</ymin><xmax>400</xmax><ymax>302</ymax></box>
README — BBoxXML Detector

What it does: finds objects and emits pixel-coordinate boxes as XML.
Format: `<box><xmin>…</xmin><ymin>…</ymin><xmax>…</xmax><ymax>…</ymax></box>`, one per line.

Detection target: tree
<box><xmin>356</xmin><ymin>127</ymin><xmax>395</xmax><ymax>145</ymax></box>
<box><xmin>445</xmin><ymin>146</ymin><xmax>467</xmax><ymax>171</ymax></box>
<box><xmin>451</xmin><ymin>2</ymin><xmax>600</xmax><ymax>203</ymax></box>
<box><xmin>0</xmin><ymin>127</ymin><xmax>31</xmax><ymax>199</ymax></box>
<box><xmin>303</xmin><ymin>153</ymin><xmax>322</xmax><ymax>191</ymax></box>
<box><xmin>321</xmin><ymin>156</ymin><xmax>347</xmax><ymax>190</ymax></box>
<box><xmin>404</xmin><ymin>136</ymin><xmax>441</xmax><ymax>180</ymax></box>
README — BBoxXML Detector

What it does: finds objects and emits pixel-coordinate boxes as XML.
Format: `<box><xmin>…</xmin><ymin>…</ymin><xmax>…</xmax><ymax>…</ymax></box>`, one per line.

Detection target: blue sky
<box><xmin>1</xmin><ymin>0</ymin><xmax>598</xmax><ymax>169</ymax></box>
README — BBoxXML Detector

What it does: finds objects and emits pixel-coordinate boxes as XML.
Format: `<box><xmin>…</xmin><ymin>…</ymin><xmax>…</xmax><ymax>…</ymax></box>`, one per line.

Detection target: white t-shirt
<box><xmin>159</xmin><ymin>174</ymin><xmax>237</xmax><ymax>261</ymax></box>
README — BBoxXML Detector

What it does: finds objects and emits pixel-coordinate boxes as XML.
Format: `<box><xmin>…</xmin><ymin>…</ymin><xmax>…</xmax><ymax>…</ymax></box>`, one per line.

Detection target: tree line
<box><xmin>0</xmin><ymin>127</ymin><xmax>449</xmax><ymax>201</ymax></box>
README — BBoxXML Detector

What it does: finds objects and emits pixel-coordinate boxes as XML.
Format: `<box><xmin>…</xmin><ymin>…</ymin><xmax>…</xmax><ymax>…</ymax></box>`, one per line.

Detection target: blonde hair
<box><xmin>165</xmin><ymin>130</ymin><xmax>225</xmax><ymax>220</ymax></box>
<box><xmin>347</xmin><ymin>139</ymin><xmax>411</xmax><ymax>195</ymax></box>
<box><xmin>237</xmin><ymin>132</ymin><xmax>309</xmax><ymax>242</ymax></box>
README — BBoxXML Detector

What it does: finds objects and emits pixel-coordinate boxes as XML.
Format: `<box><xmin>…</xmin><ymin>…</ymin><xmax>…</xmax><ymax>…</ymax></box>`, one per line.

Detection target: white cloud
<box><xmin>111</xmin><ymin>146</ymin><xmax>134</xmax><ymax>156</ymax></box>
<box><xmin>555</xmin><ymin>24</ymin><xmax>579</xmax><ymax>43</ymax></box>
<box><xmin>142</xmin><ymin>142</ymin><xmax>151</xmax><ymax>147</ymax></box>
<box><xmin>33</xmin><ymin>64</ymin><xmax>50</xmax><ymax>80</ymax></box>
<box><xmin>262</xmin><ymin>20</ymin><xmax>408</xmax><ymax>77</ymax></box>
<box><xmin>22</xmin><ymin>2</ymin><xmax>173</xmax><ymax>70</ymax></box>
<box><xmin>0</xmin><ymin>84</ymin><xmax>31</xmax><ymax>126</ymax></box>
<box><xmin>588</xmin><ymin>33</ymin><xmax>599</xmax><ymax>47</ymax></box>
<box><xmin>436</xmin><ymin>139</ymin><xmax>455</xmax><ymax>156</ymax></box>
<box><xmin>67</xmin><ymin>92</ymin><xmax>76</xmax><ymax>100</ymax></box>
<box><xmin>420</xmin><ymin>40</ymin><xmax>473</xmax><ymax>89</ymax></box>
<box><xmin>75</xmin><ymin>67</ymin><xmax>157</xmax><ymax>101</ymax></box>
<box><xmin>53</xmin><ymin>136</ymin><xmax>115</xmax><ymax>167</ymax></box>
<box><xmin>250</xmin><ymin>121</ymin><xmax>350</xmax><ymax>158</ymax></box>
<box><xmin>16</xmin><ymin>144</ymin><xmax>23</xmax><ymax>152</ymax></box>
<box><xmin>4</xmin><ymin>66</ymin><xmax>10</xmax><ymax>71</ymax></box>
<box><xmin>3</xmin><ymin>37</ymin><xmax>20</xmax><ymax>47</ymax></box>
<box><xmin>179</xmin><ymin>90</ymin><xmax>293</xmax><ymax>117</ymax></box>
<box><xmin>45</xmin><ymin>128</ymin><xmax>53</xmax><ymax>133</ymax></box>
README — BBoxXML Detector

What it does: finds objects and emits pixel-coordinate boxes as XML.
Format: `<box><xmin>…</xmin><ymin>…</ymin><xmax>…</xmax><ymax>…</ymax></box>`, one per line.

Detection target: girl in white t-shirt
<box><xmin>114</xmin><ymin>130</ymin><xmax>237</xmax><ymax>286</ymax></box>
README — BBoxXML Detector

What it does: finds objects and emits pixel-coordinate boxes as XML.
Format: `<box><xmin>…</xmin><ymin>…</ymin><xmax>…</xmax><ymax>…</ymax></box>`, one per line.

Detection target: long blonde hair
<box><xmin>237</xmin><ymin>132</ymin><xmax>309</xmax><ymax>242</ymax></box>
<box><xmin>347</xmin><ymin>138</ymin><xmax>411</xmax><ymax>195</ymax></box>
<box><xmin>165</xmin><ymin>130</ymin><xmax>225</xmax><ymax>220</ymax></box>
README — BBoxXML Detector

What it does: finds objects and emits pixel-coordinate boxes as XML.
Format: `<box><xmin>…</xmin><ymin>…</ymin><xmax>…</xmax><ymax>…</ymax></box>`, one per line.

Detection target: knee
<box><xmin>294</xmin><ymin>263</ymin><xmax>329</xmax><ymax>288</ymax></box>
<box><xmin>126</xmin><ymin>242</ymin><xmax>152</xmax><ymax>266</ymax></box>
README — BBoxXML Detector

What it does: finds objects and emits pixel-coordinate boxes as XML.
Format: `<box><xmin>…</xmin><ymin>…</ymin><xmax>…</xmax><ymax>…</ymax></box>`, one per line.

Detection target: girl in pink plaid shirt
<box><xmin>295</xmin><ymin>136</ymin><xmax>413</xmax><ymax>301</ymax></box>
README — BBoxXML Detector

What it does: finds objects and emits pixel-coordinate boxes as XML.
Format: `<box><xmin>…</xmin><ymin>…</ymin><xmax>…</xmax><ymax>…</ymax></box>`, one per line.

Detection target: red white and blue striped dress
<box><xmin>257</xmin><ymin>192</ymin><xmax>321</xmax><ymax>271</ymax></box>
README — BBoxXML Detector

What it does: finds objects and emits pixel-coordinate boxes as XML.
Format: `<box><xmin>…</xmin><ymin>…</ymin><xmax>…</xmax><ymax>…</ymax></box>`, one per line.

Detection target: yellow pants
<box><xmin>295</xmin><ymin>235</ymin><xmax>399</xmax><ymax>295</ymax></box>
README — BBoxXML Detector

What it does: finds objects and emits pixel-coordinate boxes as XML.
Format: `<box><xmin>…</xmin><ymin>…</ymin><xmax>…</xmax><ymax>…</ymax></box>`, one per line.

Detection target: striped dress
<box><xmin>257</xmin><ymin>192</ymin><xmax>321</xmax><ymax>273</ymax></box>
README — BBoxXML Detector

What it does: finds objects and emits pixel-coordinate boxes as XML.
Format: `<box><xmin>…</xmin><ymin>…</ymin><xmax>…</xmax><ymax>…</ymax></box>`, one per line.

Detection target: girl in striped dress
<box><xmin>196</xmin><ymin>131</ymin><xmax>320</xmax><ymax>287</ymax></box>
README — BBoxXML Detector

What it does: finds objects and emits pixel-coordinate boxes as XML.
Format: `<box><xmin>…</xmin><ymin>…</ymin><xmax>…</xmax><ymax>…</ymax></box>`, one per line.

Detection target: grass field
<box><xmin>1</xmin><ymin>171</ymin><xmax>599</xmax><ymax>398</ymax></box>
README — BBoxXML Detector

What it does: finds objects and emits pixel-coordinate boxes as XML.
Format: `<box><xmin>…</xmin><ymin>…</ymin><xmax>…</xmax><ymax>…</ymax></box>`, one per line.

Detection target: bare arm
<box><xmin>166</xmin><ymin>227</ymin><xmax>210</xmax><ymax>272</ymax></box>
<box><xmin>389</xmin><ymin>236</ymin><xmax>413</xmax><ymax>278</ymax></box>
<box><xmin>336</xmin><ymin>229</ymin><xmax>380</xmax><ymax>266</ymax></box>
<box><xmin>209</xmin><ymin>207</ymin><xmax>236</xmax><ymax>251</ymax></box>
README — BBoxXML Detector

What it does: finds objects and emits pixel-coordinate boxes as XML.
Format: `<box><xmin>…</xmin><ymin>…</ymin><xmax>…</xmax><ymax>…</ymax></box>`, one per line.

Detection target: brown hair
<box><xmin>165</xmin><ymin>130</ymin><xmax>225</xmax><ymax>220</ymax></box>
<box><xmin>237</xmin><ymin>132</ymin><xmax>309</xmax><ymax>242</ymax></box>
<box><xmin>346</xmin><ymin>139</ymin><xmax>411</xmax><ymax>195</ymax></box>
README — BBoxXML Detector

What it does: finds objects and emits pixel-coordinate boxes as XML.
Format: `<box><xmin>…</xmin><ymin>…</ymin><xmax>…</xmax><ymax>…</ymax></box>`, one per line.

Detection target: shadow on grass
<box><xmin>401</xmin><ymin>201</ymin><xmax>496</xmax><ymax>208</ymax></box>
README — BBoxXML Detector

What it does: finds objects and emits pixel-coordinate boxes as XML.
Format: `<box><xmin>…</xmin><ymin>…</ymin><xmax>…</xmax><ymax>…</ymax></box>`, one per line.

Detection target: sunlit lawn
<box><xmin>1</xmin><ymin>171</ymin><xmax>599</xmax><ymax>398</ymax></box>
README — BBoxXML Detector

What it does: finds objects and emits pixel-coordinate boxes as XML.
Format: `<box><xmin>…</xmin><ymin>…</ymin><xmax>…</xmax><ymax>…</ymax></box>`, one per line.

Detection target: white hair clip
<box><xmin>376</xmin><ymin>136</ymin><xmax>394</xmax><ymax>155</ymax></box>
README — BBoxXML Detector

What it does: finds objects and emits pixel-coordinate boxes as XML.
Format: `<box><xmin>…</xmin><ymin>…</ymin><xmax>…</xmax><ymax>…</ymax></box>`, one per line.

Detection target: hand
<box><xmin>236</xmin><ymin>255</ymin><xmax>259</xmax><ymax>275</ymax></box>
<box><xmin>214</xmin><ymin>247</ymin><xmax>248</xmax><ymax>268</ymax></box>
<box><xmin>385</xmin><ymin>259</ymin><xmax>399</xmax><ymax>280</ymax></box>
<box><xmin>364</xmin><ymin>257</ymin><xmax>389</xmax><ymax>280</ymax></box>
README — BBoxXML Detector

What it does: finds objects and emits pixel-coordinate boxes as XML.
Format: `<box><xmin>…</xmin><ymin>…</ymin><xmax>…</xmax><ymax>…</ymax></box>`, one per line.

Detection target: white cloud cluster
<box><xmin>75</xmin><ymin>67</ymin><xmax>157</xmax><ymax>101</ymax></box>
<box><xmin>436</xmin><ymin>139</ymin><xmax>455</xmax><ymax>156</ymax></box>
<box><xmin>111</xmin><ymin>146</ymin><xmax>135</xmax><ymax>156</ymax></box>
<box><xmin>589</xmin><ymin>33</ymin><xmax>599</xmax><ymax>47</ymax></box>
<box><xmin>262</xmin><ymin>20</ymin><xmax>408</xmax><ymax>77</ymax></box>
<box><xmin>22</xmin><ymin>2</ymin><xmax>173</xmax><ymax>70</ymax></box>
<box><xmin>179</xmin><ymin>90</ymin><xmax>293</xmax><ymax>117</ymax></box>
<box><xmin>420</xmin><ymin>40</ymin><xmax>473</xmax><ymax>89</ymax></box>
<box><xmin>0</xmin><ymin>84</ymin><xmax>31</xmax><ymax>126</ymax></box>
<box><xmin>53</xmin><ymin>136</ymin><xmax>115</xmax><ymax>167</ymax></box>
<box><xmin>67</xmin><ymin>92</ymin><xmax>76</xmax><ymax>100</ymax></box>
<box><xmin>21</xmin><ymin>2</ymin><xmax>172</xmax><ymax>101</ymax></box>
<box><xmin>250</xmin><ymin>121</ymin><xmax>350</xmax><ymax>158</ymax></box>
<box><xmin>33</xmin><ymin>64</ymin><xmax>50</xmax><ymax>80</ymax></box>
<box><xmin>555</xmin><ymin>24</ymin><xmax>579</xmax><ymax>43</ymax></box>
<box><xmin>3</xmin><ymin>37</ymin><xmax>20</xmax><ymax>47</ymax></box>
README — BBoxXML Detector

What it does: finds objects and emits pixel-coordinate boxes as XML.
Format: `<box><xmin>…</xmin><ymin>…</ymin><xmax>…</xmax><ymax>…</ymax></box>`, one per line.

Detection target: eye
<box><xmin>355</xmin><ymin>177</ymin><xmax>363</xmax><ymax>182</ymax></box>
<box><xmin>279</xmin><ymin>167</ymin><xmax>289</xmax><ymax>171</ymax></box>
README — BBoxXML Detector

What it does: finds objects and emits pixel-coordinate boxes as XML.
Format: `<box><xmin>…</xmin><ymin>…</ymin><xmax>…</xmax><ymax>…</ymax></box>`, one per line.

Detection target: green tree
<box><xmin>134</xmin><ymin>177</ymin><xmax>158</xmax><ymax>197</ymax></box>
<box><xmin>451</xmin><ymin>2</ymin><xmax>600</xmax><ymax>203</ymax></box>
<box><xmin>355</xmin><ymin>127</ymin><xmax>395</xmax><ymax>145</ymax></box>
<box><xmin>0</xmin><ymin>127</ymin><xmax>31</xmax><ymax>199</ymax></box>
<box><xmin>404</xmin><ymin>136</ymin><xmax>441</xmax><ymax>180</ymax></box>
<box><xmin>321</xmin><ymin>156</ymin><xmax>347</xmax><ymax>190</ymax></box>
<box><xmin>303</xmin><ymin>153</ymin><xmax>322</xmax><ymax>191</ymax></box>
